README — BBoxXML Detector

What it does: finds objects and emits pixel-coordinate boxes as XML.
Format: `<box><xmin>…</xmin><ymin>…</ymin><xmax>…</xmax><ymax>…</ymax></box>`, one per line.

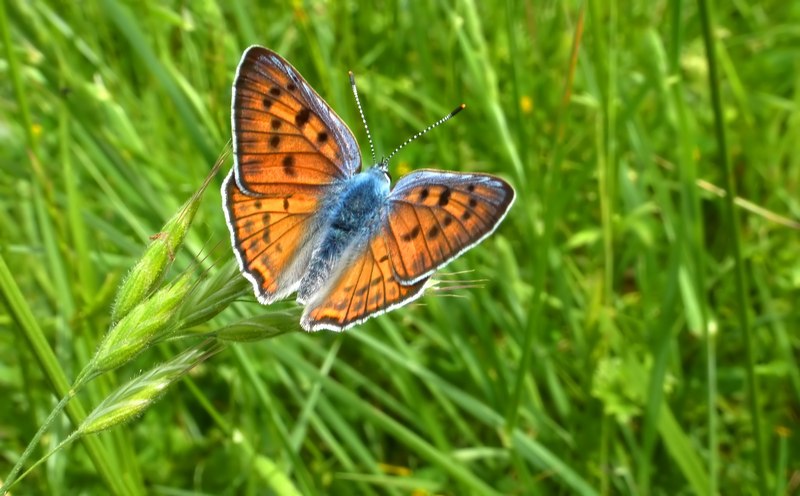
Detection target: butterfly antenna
<box><xmin>385</xmin><ymin>104</ymin><xmax>466</xmax><ymax>163</ymax></box>
<box><xmin>349</xmin><ymin>71</ymin><xmax>377</xmax><ymax>166</ymax></box>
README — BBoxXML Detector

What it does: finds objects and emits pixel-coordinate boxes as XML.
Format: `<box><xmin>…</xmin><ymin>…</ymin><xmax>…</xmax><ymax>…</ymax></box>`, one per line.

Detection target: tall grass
<box><xmin>1</xmin><ymin>0</ymin><xmax>798</xmax><ymax>494</ymax></box>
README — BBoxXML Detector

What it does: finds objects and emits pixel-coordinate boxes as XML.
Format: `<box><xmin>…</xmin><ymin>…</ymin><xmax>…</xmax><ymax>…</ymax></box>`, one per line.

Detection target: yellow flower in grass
<box><xmin>520</xmin><ymin>95</ymin><xmax>533</xmax><ymax>114</ymax></box>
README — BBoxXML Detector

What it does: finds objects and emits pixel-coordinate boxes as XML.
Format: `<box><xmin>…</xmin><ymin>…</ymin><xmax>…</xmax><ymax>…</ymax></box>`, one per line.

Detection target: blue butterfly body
<box><xmin>297</xmin><ymin>167</ymin><xmax>390</xmax><ymax>304</ymax></box>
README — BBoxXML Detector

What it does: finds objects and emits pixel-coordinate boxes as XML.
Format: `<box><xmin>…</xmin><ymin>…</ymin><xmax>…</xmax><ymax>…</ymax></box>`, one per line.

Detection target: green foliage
<box><xmin>1</xmin><ymin>0</ymin><xmax>798</xmax><ymax>494</ymax></box>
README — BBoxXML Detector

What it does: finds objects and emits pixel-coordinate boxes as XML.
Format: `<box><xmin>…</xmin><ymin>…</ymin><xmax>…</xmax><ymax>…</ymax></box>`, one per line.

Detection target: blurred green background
<box><xmin>1</xmin><ymin>0</ymin><xmax>799</xmax><ymax>494</ymax></box>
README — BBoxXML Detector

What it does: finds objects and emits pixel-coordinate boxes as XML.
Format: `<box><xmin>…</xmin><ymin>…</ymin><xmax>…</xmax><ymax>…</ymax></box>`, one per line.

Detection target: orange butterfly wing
<box><xmin>232</xmin><ymin>46</ymin><xmax>361</xmax><ymax>196</ymax></box>
<box><xmin>222</xmin><ymin>171</ymin><xmax>331</xmax><ymax>303</ymax></box>
<box><xmin>383</xmin><ymin>170</ymin><xmax>515</xmax><ymax>283</ymax></box>
<box><xmin>301</xmin><ymin>233</ymin><xmax>429</xmax><ymax>332</ymax></box>
<box><xmin>225</xmin><ymin>46</ymin><xmax>360</xmax><ymax>302</ymax></box>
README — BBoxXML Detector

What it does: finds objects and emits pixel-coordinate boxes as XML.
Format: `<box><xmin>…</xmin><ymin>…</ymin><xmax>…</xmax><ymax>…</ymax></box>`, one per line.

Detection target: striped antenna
<box><xmin>385</xmin><ymin>104</ymin><xmax>466</xmax><ymax>164</ymax></box>
<box><xmin>348</xmin><ymin>71</ymin><xmax>377</xmax><ymax>166</ymax></box>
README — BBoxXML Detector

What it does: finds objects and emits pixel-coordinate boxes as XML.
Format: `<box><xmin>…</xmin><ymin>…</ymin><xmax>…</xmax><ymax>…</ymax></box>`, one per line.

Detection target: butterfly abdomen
<box><xmin>297</xmin><ymin>170</ymin><xmax>389</xmax><ymax>302</ymax></box>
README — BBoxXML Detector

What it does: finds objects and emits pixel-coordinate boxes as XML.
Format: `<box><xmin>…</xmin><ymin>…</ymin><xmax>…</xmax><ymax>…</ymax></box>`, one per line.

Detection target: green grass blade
<box><xmin>0</xmin><ymin>254</ymin><xmax>129</xmax><ymax>495</ymax></box>
<box><xmin>696</xmin><ymin>0</ymin><xmax>767</xmax><ymax>492</ymax></box>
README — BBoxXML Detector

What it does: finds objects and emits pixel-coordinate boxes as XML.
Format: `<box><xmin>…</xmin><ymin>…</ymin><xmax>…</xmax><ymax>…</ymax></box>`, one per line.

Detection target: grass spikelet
<box><xmin>111</xmin><ymin>196</ymin><xmax>200</xmax><ymax>322</ymax></box>
<box><xmin>80</xmin><ymin>341</ymin><xmax>222</xmax><ymax>435</ymax></box>
<box><xmin>88</xmin><ymin>270</ymin><xmax>195</xmax><ymax>378</ymax></box>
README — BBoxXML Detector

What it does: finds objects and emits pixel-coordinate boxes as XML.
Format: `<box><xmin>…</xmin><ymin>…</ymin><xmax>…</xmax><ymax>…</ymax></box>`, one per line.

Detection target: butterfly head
<box><xmin>372</xmin><ymin>158</ymin><xmax>392</xmax><ymax>183</ymax></box>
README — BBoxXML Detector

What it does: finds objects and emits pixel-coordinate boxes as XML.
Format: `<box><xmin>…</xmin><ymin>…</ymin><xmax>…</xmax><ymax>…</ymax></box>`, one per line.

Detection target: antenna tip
<box><xmin>348</xmin><ymin>71</ymin><xmax>355</xmax><ymax>84</ymax></box>
<box><xmin>450</xmin><ymin>104</ymin><xmax>466</xmax><ymax>117</ymax></box>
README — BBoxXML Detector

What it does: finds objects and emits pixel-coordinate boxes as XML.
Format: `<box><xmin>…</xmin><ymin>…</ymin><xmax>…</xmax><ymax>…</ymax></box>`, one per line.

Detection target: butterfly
<box><xmin>222</xmin><ymin>46</ymin><xmax>515</xmax><ymax>332</ymax></box>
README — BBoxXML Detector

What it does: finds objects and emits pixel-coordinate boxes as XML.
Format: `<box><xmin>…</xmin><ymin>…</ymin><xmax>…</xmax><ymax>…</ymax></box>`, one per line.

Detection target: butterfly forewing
<box><xmin>232</xmin><ymin>46</ymin><xmax>361</xmax><ymax>196</ymax></box>
<box><xmin>383</xmin><ymin>170</ymin><xmax>515</xmax><ymax>284</ymax></box>
<box><xmin>302</xmin><ymin>234</ymin><xmax>429</xmax><ymax>331</ymax></box>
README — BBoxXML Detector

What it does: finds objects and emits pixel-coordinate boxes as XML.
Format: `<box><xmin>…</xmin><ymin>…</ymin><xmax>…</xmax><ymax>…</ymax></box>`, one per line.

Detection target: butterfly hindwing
<box><xmin>302</xmin><ymin>232</ymin><xmax>429</xmax><ymax>331</ymax></box>
<box><xmin>383</xmin><ymin>170</ymin><xmax>515</xmax><ymax>284</ymax></box>
<box><xmin>232</xmin><ymin>46</ymin><xmax>361</xmax><ymax>196</ymax></box>
<box><xmin>222</xmin><ymin>171</ymin><xmax>325</xmax><ymax>303</ymax></box>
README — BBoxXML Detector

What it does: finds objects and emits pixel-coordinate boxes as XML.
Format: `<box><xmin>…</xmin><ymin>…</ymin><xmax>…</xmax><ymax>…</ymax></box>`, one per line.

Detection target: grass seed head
<box><xmin>112</xmin><ymin>195</ymin><xmax>201</xmax><ymax>322</ymax></box>
<box><xmin>80</xmin><ymin>344</ymin><xmax>218</xmax><ymax>435</ymax></box>
<box><xmin>94</xmin><ymin>271</ymin><xmax>195</xmax><ymax>373</ymax></box>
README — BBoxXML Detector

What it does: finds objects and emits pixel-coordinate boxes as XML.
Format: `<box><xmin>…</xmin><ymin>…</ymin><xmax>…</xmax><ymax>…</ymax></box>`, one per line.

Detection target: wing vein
<box><xmin>344</xmin><ymin>252</ymin><xmax>369</xmax><ymax>324</ymax></box>
<box><xmin>410</xmin><ymin>205</ymin><xmax>436</xmax><ymax>263</ymax></box>
<box><xmin>385</xmin><ymin>218</ymin><xmax>412</xmax><ymax>277</ymax></box>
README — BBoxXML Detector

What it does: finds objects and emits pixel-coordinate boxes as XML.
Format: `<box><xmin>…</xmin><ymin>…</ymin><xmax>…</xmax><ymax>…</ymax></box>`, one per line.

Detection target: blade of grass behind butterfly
<box><xmin>306</xmin><ymin>314</ymin><xmax>486</xmax><ymax>454</ymax></box>
<box><xmin>671</xmin><ymin>12</ymin><xmax>719</xmax><ymax>494</ymax></box>
<box><xmin>57</xmin><ymin>72</ymin><xmax>99</xmax><ymax>321</ymax></box>
<box><xmin>34</xmin><ymin>154</ymin><xmax>144</xmax><ymax>492</ymax></box>
<box><xmin>152</xmin><ymin>339</ymin><xmax>305</xmax><ymax>496</ymax></box>
<box><xmin>696</xmin><ymin>0</ymin><xmax>766</xmax><ymax>491</ymax></box>
<box><xmin>574</xmin><ymin>2</ymin><xmax>620</xmax><ymax>492</ymax></box>
<box><xmin>271</xmin><ymin>343</ymin><xmax>504</xmax><ymax>496</ymax></box>
<box><xmin>627</xmin><ymin>3</ymin><xmax>714</xmax><ymax>492</ymax></box>
<box><xmin>454</xmin><ymin>0</ymin><xmax>525</xmax><ymax>184</ymax></box>
<box><xmin>0</xmin><ymin>1</ymin><xmax>36</xmax><ymax>153</ymax></box>
<box><xmin>292</xmin><ymin>316</ymin><xmax>473</xmax><ymax>493</ymax></box>
<box><xmin>37</xmin><ymin>7</ymin><xmax>173</xmax><ymax>223</ymax></box>
<box><xmin>0</xmin><ymin>254</ymin><xmax>128</xmax><ymax>495</ymax></box>
<box><xmin>225</xmin><ymin>0</ymin><xmax>258</xmax><ymax>47</ymax></box>
<box><xmin>409</xmin><ymin>279</ymin><xmax>549</xmax><ymax>460</ymax></box>
<box><xmin>288</xmin><ymin>346</ymin><xmax>413</xmax><ymax>496</ymax></box>
<box><xmin>347</xmin><ymin>331</ymin><xmax>597</xmax><ymax>495</ymax></box>
<box><xmin>56</xmin><ymin>50</ymin><xmax>153</xmax><ymax>491</ymax></box>
<box><xmin>267</xmin><ymin>339</ymin><xmax>388</xmax><ymax>496</ymax></box>
<box><xmin>408</xmin><ymin>309</ymin><xmax>528</xmax><ymax>452</ymax></box>
<box><xmin>513</xmin><ymin>0</ymin><xmax>586</xmax><ymax>435</ymax></box>
<box><xmin>98</xmin><ymin>0</ymin><xmax>216</xmax><ymax>164</ymax></box>
<box><xmin>363</xmin><ymin>317</ymin><xmax>460</xmax><ymax>451</ymax></box>
<box><xmin>232</xmin><ymin>344</ymin><xmax>319</xmax><ymax>495</ymax></box>
<box><xmin>446</xmin><ymin>2</ymin><xmax>574</xmax><ymax>488</ymax></box>
<box><xmin>60</xmin><ymin>77</ymin><xmax>149</xmax><ymax>489</ymax></box>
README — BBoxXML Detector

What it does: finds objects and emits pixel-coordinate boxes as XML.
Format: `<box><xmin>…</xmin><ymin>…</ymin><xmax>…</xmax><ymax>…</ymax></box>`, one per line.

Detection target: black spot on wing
<box><xmin>295</xmin><ymin>107</ymin><xmax>311</xmax><ymax>127</ymax></box>
<box><xmin>282</xmin><ymin>155</ymin><xmax>296</xmax><ymax>176</ymax></box>
<box><xmin>401</xmin><ymin>226</ymin><xmax>421</xmax><ymax>242</ymax></box>
<box><xmin>438</xmin><ymin>188</ymin><xmax>451</xmax><ymax>207</ymax></box>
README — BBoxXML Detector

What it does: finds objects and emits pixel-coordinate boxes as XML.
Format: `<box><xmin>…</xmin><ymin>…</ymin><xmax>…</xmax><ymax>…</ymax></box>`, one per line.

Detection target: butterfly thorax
<box><xmin>297</xmin><ymin>168</ymin><xmax>390</xmax><ymax>303</ymax></box>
